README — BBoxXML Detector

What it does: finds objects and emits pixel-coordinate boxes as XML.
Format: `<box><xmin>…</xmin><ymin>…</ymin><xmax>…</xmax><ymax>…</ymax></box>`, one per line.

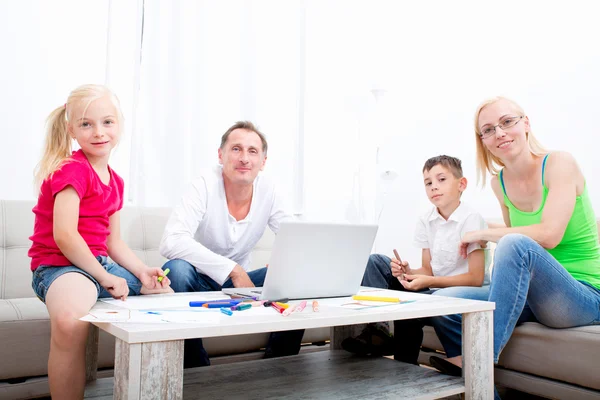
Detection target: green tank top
<box><xmin>499</xmin><ymin>154</ymin><xmax>600</xmax><ymax>289</ymax></box>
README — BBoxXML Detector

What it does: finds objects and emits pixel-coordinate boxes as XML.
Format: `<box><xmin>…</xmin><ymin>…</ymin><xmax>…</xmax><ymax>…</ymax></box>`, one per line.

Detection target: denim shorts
<box><xmin>31</xmin><ymin>255</ymin><xmax>142</xmax><ymax>303</ymax></box>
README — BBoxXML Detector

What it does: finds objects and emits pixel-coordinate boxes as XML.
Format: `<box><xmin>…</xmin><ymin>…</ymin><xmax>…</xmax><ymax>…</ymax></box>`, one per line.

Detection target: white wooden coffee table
<box><xmin>85</xmin><ymin>289</ymin><xmax>495</xmax><ymax>399</ymax></box>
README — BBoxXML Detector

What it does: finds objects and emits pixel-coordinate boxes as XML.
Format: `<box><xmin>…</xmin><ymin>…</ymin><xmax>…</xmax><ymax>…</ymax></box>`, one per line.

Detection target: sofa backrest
<box><xmin>1</xmin><ymin>200</ymin><xmax>37</xmax><ymax>299</ymax></box>
<box><xmin>2</xmin><ymin>199</ymin><xmax>598</xmax><ymax>300</ymax></box>
<box><xmin>0</xmin><ymin>200</ymin><xmax>276</xmax><ymax>300</ymax></box>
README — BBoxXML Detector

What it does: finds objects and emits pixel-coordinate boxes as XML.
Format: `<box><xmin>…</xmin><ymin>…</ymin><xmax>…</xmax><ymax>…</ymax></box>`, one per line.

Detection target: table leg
<box><xmin>463</xmin><ymin>310</ymin><xmax>494</xmax><ymax>399</ymax></box>
<box><xmin>113</xmin><ymin>338</ymin><xmax>184</xmax><ymax>400</ymax></box>
<box><xmin>330</xmin><ymin>324</ymin><xmax>368</xmax><ymax>350</ymax></box>
<box><xmin>85</xmin><ymin>324</ymin><xmax>99</xmax><ymax>382</ymax></box>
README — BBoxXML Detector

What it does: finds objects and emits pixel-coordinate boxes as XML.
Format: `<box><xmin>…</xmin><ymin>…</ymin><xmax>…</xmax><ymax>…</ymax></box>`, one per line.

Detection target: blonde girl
<box><xmin>29</xmin><ymin>84</ymin><xmax>171</xmax><ymax>399</ymax></box>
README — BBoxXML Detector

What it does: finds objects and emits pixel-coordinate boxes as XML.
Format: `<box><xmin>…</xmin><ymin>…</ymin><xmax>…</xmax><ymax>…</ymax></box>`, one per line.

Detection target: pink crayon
<box><xmin>294</xmin><ymin>300</ymin><xmax>307</xmax><ymax>313</ymax></box>
<box><xmin>282</xmin><ymin>304</ymin><xmax>297</xmax><ymax>317</ymax></box>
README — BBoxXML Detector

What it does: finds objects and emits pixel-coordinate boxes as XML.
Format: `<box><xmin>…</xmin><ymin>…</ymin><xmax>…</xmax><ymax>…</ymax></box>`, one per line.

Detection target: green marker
<box><xmin>233</xmin><ymin>303</ymin><xmax>252</xmax><ymax>311</ymax></box>
<box><xmin>157</xmin><ymin>268</ymin><xmax>170</xmax><ymax>283</ymax></box>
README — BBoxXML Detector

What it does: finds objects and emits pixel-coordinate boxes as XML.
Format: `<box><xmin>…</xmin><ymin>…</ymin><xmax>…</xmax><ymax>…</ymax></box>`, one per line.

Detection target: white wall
<box><xmin>1</xmin><ymin>1</ymin><xmax>599</xmax><ymax>266</ymax></box>
<box><xmin>0</xmin><ymin>0</ymin><xmax>110</xmax><ymax>200</ymax></box>
<box><xmin>301</xmin><ymin>0</ymin><xmax>600</xmax><ymax>263</ymax></box>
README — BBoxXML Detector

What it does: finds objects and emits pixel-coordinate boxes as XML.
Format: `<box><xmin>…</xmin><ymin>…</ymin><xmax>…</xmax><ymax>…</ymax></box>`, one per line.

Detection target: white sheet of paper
<box><xmin>80</xmin><ymin>309</ymin><xmax>166</xmax><ymax>323</ymax></box>
<box><xmin>99</xmin><ymin>293</ymin><xmax>231</xmax><ymax>310</ymax></box>
<box><xmin>80</xmin><ymin>309</ymin><xmax>222</xmax><ymax>324</ymax></box>
<box><xmin>157</xmin><ymin>311</ymin><xmax>221</xmax><ymax>324</ymax></box>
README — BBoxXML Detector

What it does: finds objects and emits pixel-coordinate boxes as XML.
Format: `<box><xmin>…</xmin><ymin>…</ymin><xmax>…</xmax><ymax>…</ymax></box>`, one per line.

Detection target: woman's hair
<box><xmin>474</xmin><ymin>96</ymin><xmax>547</xmax><ymax>186</ymax></box>
<box><xmin>34</xmin><ymin>84</ymin><xmax>124</xmax><ymax>189</ymax></box>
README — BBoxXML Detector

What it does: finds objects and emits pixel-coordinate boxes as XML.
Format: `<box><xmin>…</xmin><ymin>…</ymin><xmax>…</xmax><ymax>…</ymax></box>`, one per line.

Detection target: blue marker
<box><xmin>190</xmin><ymin>299</ymin><xmax>248</xmax><ymax>307</ymax></box>
<box><xmin>220</xmin><ymin>307</ymin><xmax>233</xmax><ymax>316</ymax></box>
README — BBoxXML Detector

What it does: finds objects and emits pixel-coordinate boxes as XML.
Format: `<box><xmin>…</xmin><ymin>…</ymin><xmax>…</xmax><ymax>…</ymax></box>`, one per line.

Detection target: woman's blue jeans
<box><xmin>490</xmin><ymin>234</ymin><xmax>600</xmax><ymax>363</ymax></box>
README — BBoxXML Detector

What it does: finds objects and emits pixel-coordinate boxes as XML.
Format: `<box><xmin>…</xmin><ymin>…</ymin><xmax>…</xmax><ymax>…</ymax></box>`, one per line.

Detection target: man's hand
<box><xmin>229</xmin><ymin>264</ymin><xmax>255</xmax><ymax>288</ymax></box>
<box><xmin>400</xmin><ymin>274</ymin><xmax>432</xmax><ymax>291</ymax></box>
<box><xmin>98</xmin><ymin>274</ymin><xmax>129</xmax><ymax>300</ymax></box>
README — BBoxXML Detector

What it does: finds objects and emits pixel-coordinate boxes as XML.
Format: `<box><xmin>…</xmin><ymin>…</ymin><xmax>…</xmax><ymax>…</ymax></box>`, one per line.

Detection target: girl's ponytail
<box><xmin>34</xmin><ymin>105</ymin><xmax>72</xmax><ymax>189</ymax></box>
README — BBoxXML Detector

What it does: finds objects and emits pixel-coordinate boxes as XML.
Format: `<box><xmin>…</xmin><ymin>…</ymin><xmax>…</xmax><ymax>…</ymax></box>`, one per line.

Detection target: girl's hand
<box><xmin>400</xmin><ymin>274</ymin><xmax>431</xmax><ymax>291</ymax></box>
<box><xmin>139</xmin><ymin>267</ymin><xmax>171</xmax><ymax>290</ymax></box>
<box><xmin>99</xmin><ymin>274</ymin><xmax>130</xmax><ymax>301</ymax></box>
<box><xmin>459</xmin><ymin>231</ymin><xmax>488</xmax><ymax>259</ymax></box>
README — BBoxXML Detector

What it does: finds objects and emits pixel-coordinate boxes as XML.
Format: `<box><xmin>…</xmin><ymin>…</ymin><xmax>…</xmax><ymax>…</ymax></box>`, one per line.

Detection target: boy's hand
<box><xmin>459</xmin><ymin>231</ymin><xmax>488</xmax><ymax>259</ymax></box>
<box><xmin>139</xmin><ymin>267</ymin><xmax>171</xmax><ymax>290</ymax></box>
<box><xmin>99</xmin><ymin>274</ymin><xmax>130</xmax><ymax>301</ymax></box>
<box><xmin>390</xmin><ymin>258</ymin><xmax>411</xmax><ymax>278</ymax></box>
<box><xmin>400</xmin><ymin>274</ymin><xmax>431</xmax><ymax>291</ymax></box>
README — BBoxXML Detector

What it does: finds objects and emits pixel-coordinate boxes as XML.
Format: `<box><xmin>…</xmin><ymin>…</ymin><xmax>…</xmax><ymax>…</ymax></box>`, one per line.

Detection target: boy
<box><xmin>342</xmin><ymin>155</ymin><xmax>490</xmax><ymax>369</ymax></box>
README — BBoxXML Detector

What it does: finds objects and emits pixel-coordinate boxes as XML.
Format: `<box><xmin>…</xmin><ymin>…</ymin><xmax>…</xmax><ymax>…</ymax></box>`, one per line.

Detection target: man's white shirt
<box><xmin>413</xmin><ymin>202</ymin><xmax>491</xmax><ymax>284</ymax></box>
<box><xmin>160</xmin><ymin>166</ymin><xmax>291</xmax><ymax>285</ymax></box>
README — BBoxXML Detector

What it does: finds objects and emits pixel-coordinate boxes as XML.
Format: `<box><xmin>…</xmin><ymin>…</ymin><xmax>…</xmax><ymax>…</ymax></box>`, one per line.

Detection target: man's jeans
<box><xmin>164</xmin><ymin>259</ymin><xmax>305</xmax><ymax>367</ymax></box>
<box><xmin>363</xmin><ymin>254</ymin><xmax>489</xmax><ymax>364</ymax></box>
<box><xmin>490</xmin><ymin>234</ymin><xmax>600</xmax><ymax>363</ymax></box>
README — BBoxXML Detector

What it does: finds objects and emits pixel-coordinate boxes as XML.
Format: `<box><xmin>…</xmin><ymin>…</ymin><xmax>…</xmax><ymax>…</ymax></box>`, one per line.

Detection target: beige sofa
<box><xmin>420</xmin><ymin>221</ymin><xmax>600</xmax><ymax>400</ymax></box>
<box><xmin>1</xmin><ymin>199</ymin><xmax>599</xmax><ymax>399</ymax></box>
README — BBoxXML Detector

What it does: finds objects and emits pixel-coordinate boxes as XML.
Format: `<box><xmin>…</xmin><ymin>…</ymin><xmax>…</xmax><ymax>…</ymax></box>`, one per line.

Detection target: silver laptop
<box><xmin>223</xmin><ymin>221</ymin><xmax>378</xmax><ymax>300</ymax></box>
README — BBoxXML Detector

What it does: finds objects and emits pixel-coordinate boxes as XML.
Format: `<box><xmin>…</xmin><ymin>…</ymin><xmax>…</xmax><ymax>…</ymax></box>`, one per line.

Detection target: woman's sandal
<box><xmin>429</xmin><ymin>356</ymin><xmax>462</xmax><ymax>377</ymax></box>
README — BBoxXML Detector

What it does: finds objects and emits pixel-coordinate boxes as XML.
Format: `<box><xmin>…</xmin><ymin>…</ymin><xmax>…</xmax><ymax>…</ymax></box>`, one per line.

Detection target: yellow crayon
<box><xmin>157</xmin><ymin>268</ymin><xmax>170</xmax><ymax>283</ymax></box>
<box><xmin>352</xmin><ymin>295</ymin><xmax>400</xmax><ymax>303</ymax></box>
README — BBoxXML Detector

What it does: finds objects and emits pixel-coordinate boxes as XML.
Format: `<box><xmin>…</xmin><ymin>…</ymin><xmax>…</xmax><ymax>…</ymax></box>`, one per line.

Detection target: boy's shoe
<box><xmin>341</xmin><ymin>323</ymin><xmax>394</xmax><ymax>356</ymax></box>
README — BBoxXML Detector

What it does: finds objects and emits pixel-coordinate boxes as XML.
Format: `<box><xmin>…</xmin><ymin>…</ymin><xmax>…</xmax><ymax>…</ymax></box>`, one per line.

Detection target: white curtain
<box><xmin>127</xmin><ymin>1</ymin><xmax>306</xmax><ymax>208</ymax></box>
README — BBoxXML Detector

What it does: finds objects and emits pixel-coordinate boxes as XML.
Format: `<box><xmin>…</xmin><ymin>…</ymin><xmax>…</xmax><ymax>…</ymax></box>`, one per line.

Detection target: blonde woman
<box><xmin>432</xmin><ymin>97</ymin><xmax>600</xmax><ymax>393</ymax></box>
<box><xmin>29</xmin><ymin>85</ymin><xmax>171</xmax><ymax>399</ymax></box>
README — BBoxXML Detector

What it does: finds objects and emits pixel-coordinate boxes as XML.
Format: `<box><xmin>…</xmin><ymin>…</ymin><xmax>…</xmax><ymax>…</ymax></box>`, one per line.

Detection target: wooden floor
<box><xmin>84</xmin><ymin>351</ymin><xmax>464</xmax><ymax>400</ymax></box>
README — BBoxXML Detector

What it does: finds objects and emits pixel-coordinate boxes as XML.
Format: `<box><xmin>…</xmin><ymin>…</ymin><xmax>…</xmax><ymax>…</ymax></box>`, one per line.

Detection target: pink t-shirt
<box><xmin>28</xmin><ymin>150</ymin><xmax>125</xmax><ymax>271</ymax></box>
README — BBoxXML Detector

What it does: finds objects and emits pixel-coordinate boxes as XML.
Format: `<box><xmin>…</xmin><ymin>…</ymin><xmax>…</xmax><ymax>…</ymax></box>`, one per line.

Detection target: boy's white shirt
<box><xmin>159</xmin><ymin>165</ymin><xmax>292</xmax><ymax>285</ymax></box>
<box><xmin>413</xmin><ymin>202</ymin><xmax>491</xmax><ymax>285</ymax></box>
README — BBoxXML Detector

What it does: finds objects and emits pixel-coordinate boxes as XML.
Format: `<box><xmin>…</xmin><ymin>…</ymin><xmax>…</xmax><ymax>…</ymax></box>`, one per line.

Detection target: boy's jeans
<box><xmin>163</xmin><ymin>259</ymin><xmax>304</xmax><ymax>367</ymax></box>
<box><xmin>363</xmin><ymin>254</ymin><xmax>489</xmax><ymax>363</ymax></box>
<box><xmin>490</xmin><ymin>234</ymin><xmax>600</xmax><ymax>363</ymax></box>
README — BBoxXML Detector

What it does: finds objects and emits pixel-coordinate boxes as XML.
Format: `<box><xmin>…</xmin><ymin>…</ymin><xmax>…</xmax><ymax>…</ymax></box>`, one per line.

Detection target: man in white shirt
<box><xmin>160</xmin><ymin>121</ymin><xmax>303</xmax><ymax>367</ymax></box>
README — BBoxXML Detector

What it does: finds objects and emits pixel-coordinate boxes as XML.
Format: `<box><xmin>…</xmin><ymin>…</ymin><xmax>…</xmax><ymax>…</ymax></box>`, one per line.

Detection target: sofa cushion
<box><xmin>0</xmin><ymin>200</ymin><xmax>37</xmax><ymax>299</ymax></box>
<box><xmin>0</xmin><ymin>298</ymin><xmax>116</xmax><ymax>380</ymax></box>
<box><xmin>110</xmin><ymin>206</ymin><xmax>173</xmax><ymax>269</ymax></box>
<box><xmin>422</xmin><ymin>322</ymin><xmax>600</xmax><ymax>392</ymax></box>
<box><xmin>497</xmin><ymin>322</ymin><xmax>600</xmax><ymax>391</ymax></box>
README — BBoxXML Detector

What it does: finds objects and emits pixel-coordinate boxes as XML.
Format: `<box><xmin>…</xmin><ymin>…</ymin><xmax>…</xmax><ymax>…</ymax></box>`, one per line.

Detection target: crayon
<box><xmin>157</xmin><ymin>268</ymin><xmax>170</xmax><ymax>283</ymax></box>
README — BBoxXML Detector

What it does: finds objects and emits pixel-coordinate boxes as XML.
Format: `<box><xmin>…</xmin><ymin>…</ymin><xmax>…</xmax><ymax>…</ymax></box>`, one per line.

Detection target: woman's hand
<box><xmin>400</xmin><ymin>274</ymin><xmax>432</xmax><ymax>291</ymax></box>
<box><xmin>459</xmin><ymin>231</ymin><xmax>488</xmax><ymax>259</ymax></box>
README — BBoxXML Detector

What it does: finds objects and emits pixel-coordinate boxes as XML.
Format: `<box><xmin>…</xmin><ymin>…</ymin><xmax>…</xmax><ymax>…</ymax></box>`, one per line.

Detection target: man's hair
<box><xmin>220</xmin><ymin>121</ymin><xmax>268</xmax><ymax>155</ymax></box>
<box><xmin>423</xmin><ymin>155</ymin><xmax>463</xmax><ymax>178</ymax></box>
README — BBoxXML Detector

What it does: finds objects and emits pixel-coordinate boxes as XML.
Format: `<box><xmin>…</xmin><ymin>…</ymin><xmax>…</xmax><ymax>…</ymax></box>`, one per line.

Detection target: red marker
<box><xmin>271</xmin><ymin>302</ymin><xmax>286</xmax><ymax>314</ymax></box>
